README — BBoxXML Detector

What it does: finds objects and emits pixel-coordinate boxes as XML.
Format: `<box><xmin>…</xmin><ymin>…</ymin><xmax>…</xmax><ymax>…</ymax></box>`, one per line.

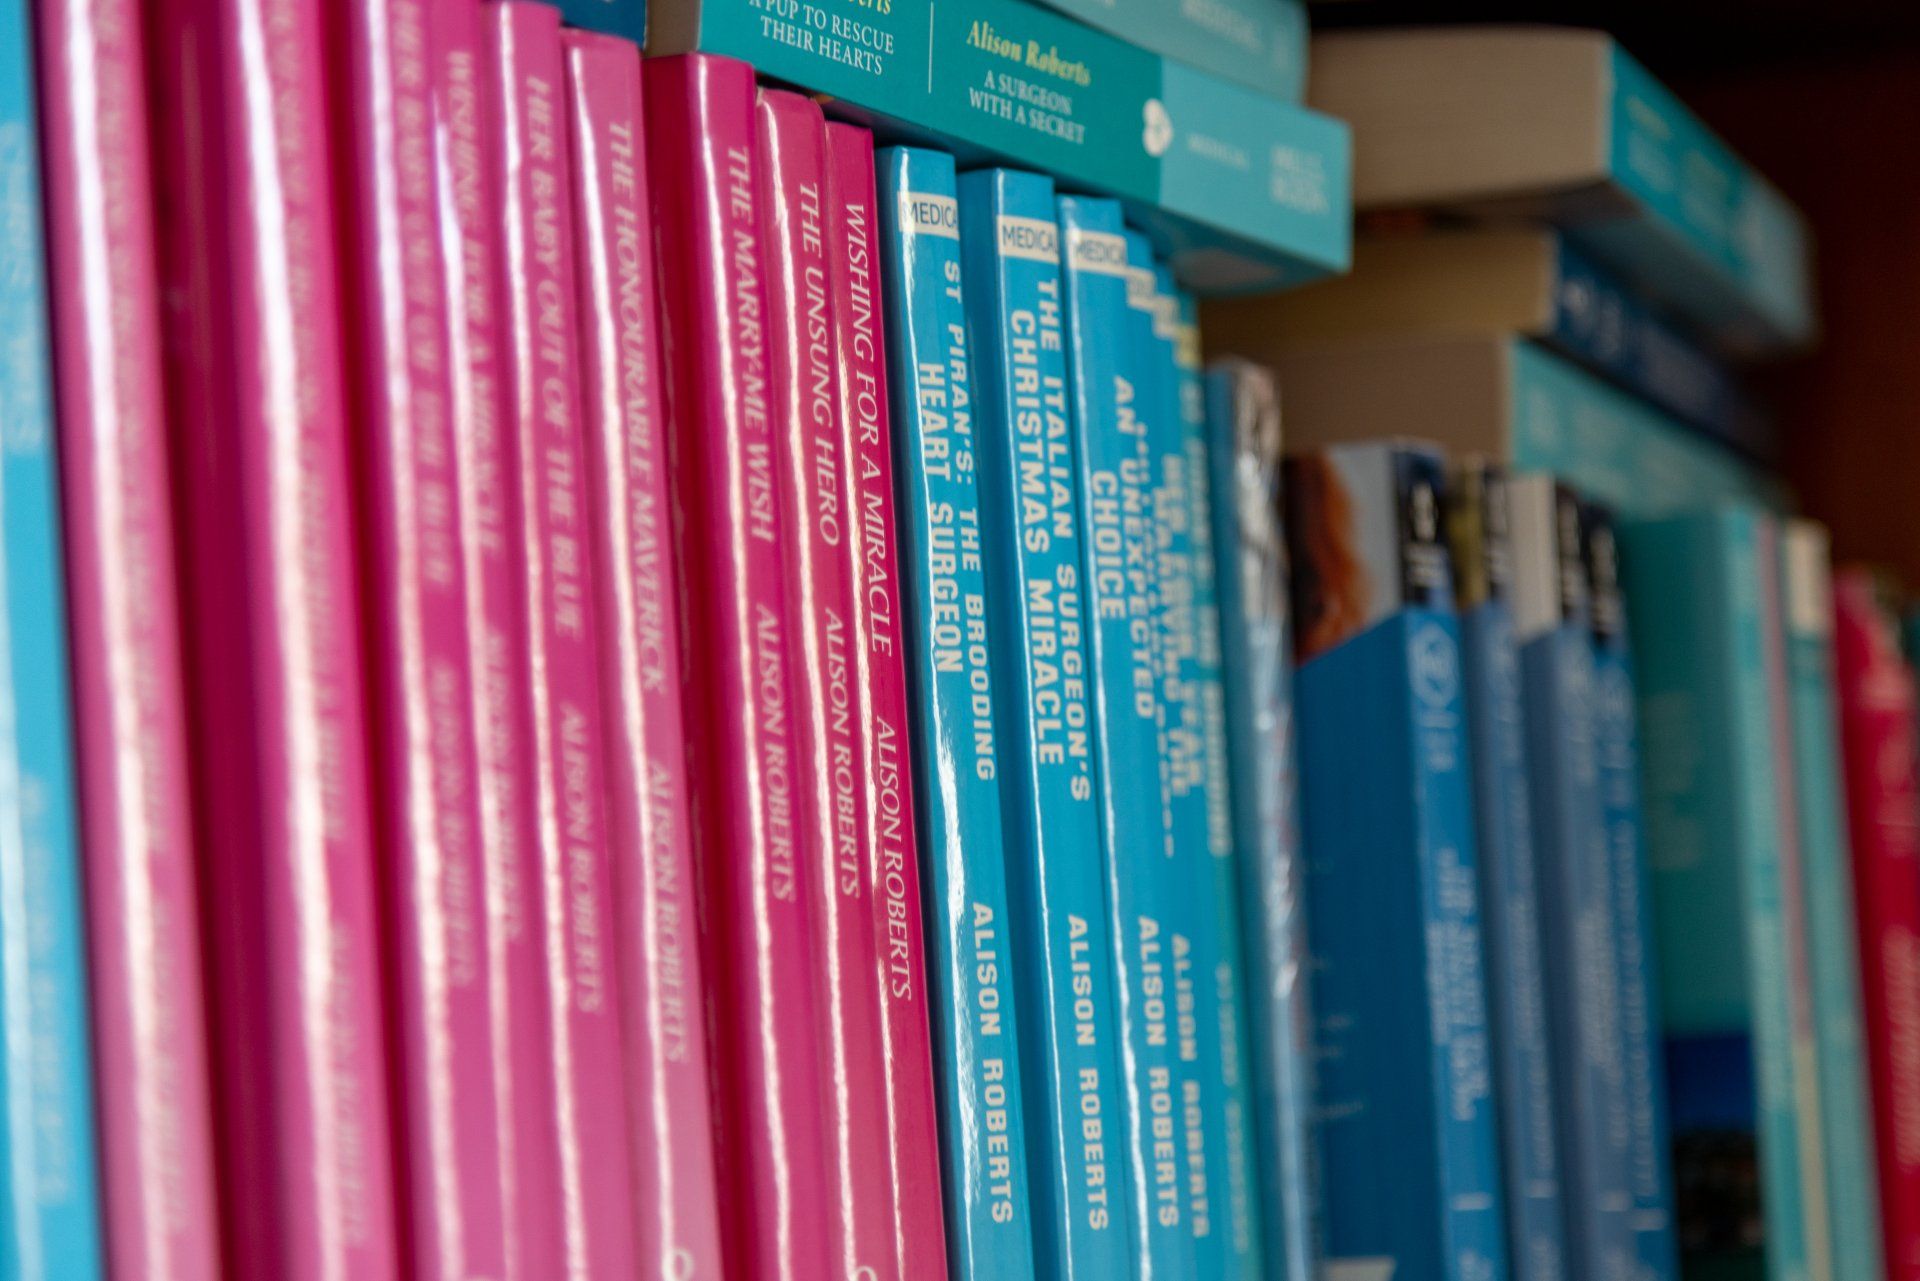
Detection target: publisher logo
<box><xmin>997</xmin><ymin>215</ymin><xmax>1059</xmax><ymax>264</ymax></box>
<box><xmin>900</xmin><ymin>192</ymin><xmax>960</xmax><ymax>239</ymax></box>
<box><xmin>1143</xmin><ymin>99</ymin><xmax>1174</xmax><ymax>158</ymax></box>
<box><xmin>1067</xmin><ymin>227</ymin><xmax>1130</xmax><ymax>277</ymax></box>
<box><xmin>1410</xmin><ymin>623</ymin><xmax>1459</xmax><ymax>710</ymax></box>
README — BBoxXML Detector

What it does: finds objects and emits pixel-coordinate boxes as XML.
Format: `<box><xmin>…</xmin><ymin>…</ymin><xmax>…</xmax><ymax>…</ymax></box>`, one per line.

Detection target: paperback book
<box><xmin>555</xmin><ymin>0</ymin><xmax>646</xmax><ymax>43</ymax></box>
<box><xmin>1446</xmin><ymin>465</ymin><xmax>1569</xmax><ymax>1281</ymax></box>
<box><xmin>1287</xmin><ymin>441</ymin><xmax>1507</xmax><ymax>1281</ymax></box>
<box><xmin>960</xmin><ymin>165</ymin><xmax>1135</xmax><ymax>1281</ymax></box>
<box><xmin>1029</xmin><ymin>0</ymin><xmax>1308</xmax><ymax>101</ymax></box>
<box><xmin>877</xmin><ymin>143</ymin><xmax>1039</xmax><ymax>1281</ymax></box>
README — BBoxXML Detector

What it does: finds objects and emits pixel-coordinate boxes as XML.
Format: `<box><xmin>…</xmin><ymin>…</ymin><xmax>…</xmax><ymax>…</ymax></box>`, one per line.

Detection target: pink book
<box><xmin>328</xmin><ymin>3</ymin><xmax>509</xmax><ymax>1277</ymax></box>
<box><xmin>645</xmin><ymin>53</ymin><xmax>836</xmax><ymax>1281</ymax></box>
<box><xmin>563</xmin><ymin>30</ymin><xmax>727</xmax><ymax>1278</ymax></box>
<box><xmin>757</xmin><ymin>88</ymin><xmax>902</xmax><ymax>1281</ymax></box>
<box><xmin>148</xmin><ymin>0</ymin><xmax>401</xmax><ymax>1277</ymax></box>
<box><xmin>428</xmin><ymin>1</ymin><xmax>564</xmax><ymax>1275</ymax></box>
<box><xmin>823</xmin><ymin>120</ymin><xmax>951</xmax><ymax>1279</ymax></box>
<box><xmin>481</xmin><ymin>5</ymin><xmax>638</xmax><ymax>1277</ymax></box>
<box><xmin>35</xmin><ymin>1</ymin><xmax>222</xmax><ymax>1277</ymax></box>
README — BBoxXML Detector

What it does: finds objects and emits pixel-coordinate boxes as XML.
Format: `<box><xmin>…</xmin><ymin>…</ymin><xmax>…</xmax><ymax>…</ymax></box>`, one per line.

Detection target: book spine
<box><xmin>1174</xmin><ymin>288</ymin><xmax>1265</xmax><ymax>1281</ymax></box>
<box><xmin>877</xmin><ymin>144</ymin><xmax>1040</xmax><ymax>1281</ymax></box>
<box><xmin>148</xmin><ymin>0</ymin><xmax>401</xmax><ymax>1272</ymax></box>
<box><xmin>563</xmin><ymin>32</ymin><xmax>726</xmax><ymax>1279</ymax></box>
<box><xmin>0</xmin><ymin>2</ymin><xmax>105</xmax><ymax>1276</ymax></box>
<box><xmin>959</xmin><ymin>166</ymin><xmax>1136</xmax><ymax>1281</ymax></box>
<box><xmin>1833</xmin><ymin>572</ymin><xmax>1920</xmax><ymax>1281</ymax></box>
<box><xmin>756</xmin><ymin>86</ymin><xmax>900</xmax><ymax>1281</ymax></box>
<box><xmin>1059</xmin><ymin>193</ymin><xmax>1195</xmax><ymax>1281</ymax></box>
<box><xmin>1582</xmin><ymin>509</ymin><xmax>1678</xmax><ymax>1281</ymax></box>
<box><xmin>824</xmin><ymin>121</ymin><xmax>951</xmax><ymax>1281</ymax></box>
<box><xmin>431</xmin><ymin>0</ymin><xmax>563</xmax><ymax>1272</ymax></box>
<box><xmin>1203</xmin><ymin>360</ymin><xmax>1318</xmax><ymax>1281</ymax></box>
<box><xmin>1446</xmin><ymin>467</ymin><xmax>1567</xmax><ymax>1281</ymax></box>
<box><xmin>1027</xmin><ymin>0</ymin><xmax>1306</xmax><ymax>101</ymax></box>
<box><xmin>33</xmin><ymin>0</ymin><xmax>221</xmax><ymax>1275</ymax></box>
<box><xmin>644</xmin><ymin>52</ymin><xmax>835</xmax><ymax>1281</ymax></box>
<box><xmin>1779</xmin><ymin>532</ymin><xmax>1884</xmax><ymax>1281</ymax></box>
<box><xmin>554</xmin><ymin>0</ymin><xmax>648</xmax><ymax>43</ymax></box>
<box><xmin>482</xmin><ymin>8</ymin><xmax>637</xmax><ymax>1276</ymax></box>
<box><xmin>330</xmin><ymin>0</ymin><xmax>507</xmax><ymax>1273</ymax></box>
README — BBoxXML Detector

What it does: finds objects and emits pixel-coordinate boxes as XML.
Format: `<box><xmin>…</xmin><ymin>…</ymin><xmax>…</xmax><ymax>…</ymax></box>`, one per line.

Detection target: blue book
<box><xmin>1028</xmin><ymin>0</ymin><xmax>1307</xmax><ymax>102</ymax></box>
<box><xmin>1287</xmin><ymin>441</ymin><xmax>1507</xmax><ymax>1281</ymax></box>
<box><xmin>1509</xmin><ymin>477</ymin><xmax>1636</xmax><ymax>1281</ymax></box>
<box><xmin>1780</xmin><ymin>521</ymin><xmax>1884</xmax><ymax>1281</ymax></box>
<box><xmin>1445</xmin><ymin>465</ymin><xmax>1570</xmax><ymax>1281</ymax></box>
<box><xmin>1204</xmin><ymin>359</ymin><xmax>1319</xmax><ymax>1281</ymax></box>
<box><xmin>554</xmin><ymin>0</ymin><xmax>645</xmax><ymax>42</ymax></box>
<box><xmin>1582</xmin><ymin>504</ymin><xmax>1680</xmax><ymax>1281</ymax></box>
<box><xmin>1174</xmin><ymin>290</ymin><xmax>1266</xmax><ymax>1281</ymax></box>
<box><xmin>0</xmin><ymin>4</ymin><xmax>106</xmax><ymax>1278</ymax></box>
<box><xmin>1058</xmin><ymin>193</ymin><xmax>1196</xmax><ymax>1281</ymax></box>
<box><xmin>877</xmin><ymin>145</ymin><xmax>1039</xmax><ymax>1281</ymax></box>
<box><xmin>960</xmin><ymin>166</ymin><xmax>1136</xmax><ymax>1281</ymax></box>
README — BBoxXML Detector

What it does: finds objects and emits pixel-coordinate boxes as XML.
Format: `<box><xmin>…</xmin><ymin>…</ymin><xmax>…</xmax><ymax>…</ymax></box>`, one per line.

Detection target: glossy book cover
<box><xmin>149</xmin><ymin>0</ymin><xmax>400</xmax><ymax>1272</ymax></box>
<box><xmin>645</xmin><ymin>52</ymin><xmax>835</xmax><ymax>1281</ymax></box>
<box><xmin>960</xmin><ymin>165</ymin><xmax>1135</xmax><ymax>1281</ymax></box>
<box><xmin>35</xmin><ymin>0</ymin><xmax>220</xmax><ymax>1274</ymax></box>
<box><xmin>1059</xmin><ymin>193</ymin><xmax>1194</xmax><ymax>1281</ymax></box>
<box><xmin>825</xmin><ymin>120</ymin><xmax>950</xmax><ymax>1281</ymax></box>
<box><xmin>878</xmin><ymin>143</ymin><xmax>1039</xmax><ymax>1281</ymax></box>
<box><xmin>1287</xmin><ymin>441</ymin><xmax>1506</xmax><ymax>1281</ymax></box>
<box><xmin>565</xmin><ymin>32</ymin><xmax>726</xmax><ymax>1280</ymax></box>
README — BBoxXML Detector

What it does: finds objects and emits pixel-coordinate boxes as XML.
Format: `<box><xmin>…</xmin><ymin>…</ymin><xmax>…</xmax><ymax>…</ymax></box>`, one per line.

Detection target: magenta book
<box><xmin>329</xmin><ymin>1</ymin><xmax>507</xmax><ymax>1275</ymax></box>
<box><xmin>563</xmin><ymin>29</ymin><xmax>727</xmax><ymax>1279</ymax></box>
<box><xmin>824</xmin><ymin>119</ymin><xmax>951</xmax><ymax>1279</ymax></box>
<box><xmin>35</xmin><ymin>0</ymin><xmax>222</xmax><ymax>1276</ymax></box>
<box><xmin>481</xmin><ymin>4</ymin><xmax>637</xmax><ymax>1277</ymax></box>
<box><xmin>429</xmin><ymin>0</ymin><xmax>564</xmax><ymax>1274</ymax></box>
<box><xmin>757</xmin><ymin>88</ymin><xmax>902</xmax><ymax>1281</ymax></box>
<box><xmin>148</xmin><ymin>0</ymin><xmax>400</xmax><ymax>1275</ymax></box>
<box><xmin>645</xmin><ymin>53</ymin><xmax>835</xmax><ymax>1280</ymax></box>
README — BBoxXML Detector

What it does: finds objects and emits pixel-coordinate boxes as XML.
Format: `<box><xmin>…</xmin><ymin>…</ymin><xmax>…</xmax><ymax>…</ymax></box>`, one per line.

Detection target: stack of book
<box><xmin>3</xmin><ymin>4</ymin><xmax>1908</xmax><ymax>1281</ymax></box>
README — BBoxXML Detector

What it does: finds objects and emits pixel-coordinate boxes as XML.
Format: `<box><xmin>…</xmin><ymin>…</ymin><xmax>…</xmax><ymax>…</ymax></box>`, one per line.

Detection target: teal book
<box><xmin>554</xmin><ymin>0</ymin><xmax>645</xmax><ymax>42</ymax></box>
<box><xmin>960</xmin><ymin>166</ymin><xmax>1135</xmax><ymax>1281</ymax></box>
<box><xmin>1029</xmin><ymin>0</ymin><xmax>1307</xmax><ymax>102</ymax></box>
<box><xmin>1617</xmin><ymin>510</ymin><xmax>1813</xmax><ymax>1281</ymax></box>
<box><xmin>0</xmin><ymin>2</ymin><xmax>106</xmax><ymax>1277</ymax></box>
<box><xmin>1204</xmin><ymin>360</ymin><xmax>1318</xmax><ymax>1281</ymax></box>
<box><xmin>1582</xmin><ymin>505</ymin><xmax>1680</xmax><ymax>1281</ymax></box>
<box><xmin>877</xmin><ymin>145</ymin><xmax>1039</xmax><ymax>1281</ymax></box>
<box><xmin>1059</xmin><ymin>194</ymin><xmax>1196</xmax><ymax>1281</ymax></box>
<box><xmin>1780</xmin><ymin>523</ymin><xmax>1880</xmax><ymax>1281</ymax></box>
<box><xmin>648</xmin><ymin>0</ymin><xmax>1352</xmax><ymax>294</ymax></box>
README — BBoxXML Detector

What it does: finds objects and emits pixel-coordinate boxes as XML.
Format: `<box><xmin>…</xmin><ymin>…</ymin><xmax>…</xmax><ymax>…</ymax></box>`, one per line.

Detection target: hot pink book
<box><xmin>148</xmin><ymin>0</ymin><xmax>400</xmax><ymax>1277</ymax></box>
<box><xmin>757</xmin><ymin>89</ymin><xmax>901</xmax><ymax>1281</ymax></box>
<box><xmin>428</xmin><ymin>1</ymin><xmax>564</xmax><ymax>1275</ymax></box>
<box><xmin>329</xmin><ymin>2</ymin><xmax>508</xmax><ymax>1276</ymax></box>
<box><xmin>823</xmin><ymin>120</ymin><xmax>951</xmax><ymax>1279</ymax></box>
<box><xmin>563</xmin><ymin>29</ymin><xmax>727</xmax><ymax>1279</ymax></box>
<box><xmin>35</xmin><ymin>1</ymin><xmax>222</xmax><ymax>1277</ymax></box>
<box><xmin>481</xmin><ymin>5</ymin><xmax>637</xmax><ymax>1277</ymax></box>
<box><xmin>645</xmin><ymin>53</ymin><xmax>835</xmax><ymax>1281</ymax></box>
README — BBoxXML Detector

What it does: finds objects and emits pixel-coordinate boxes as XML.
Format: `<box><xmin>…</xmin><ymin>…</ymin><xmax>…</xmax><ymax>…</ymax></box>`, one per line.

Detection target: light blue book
<box><xmin>553</xmin><ymin>0</ymin><xmax>645</xmax><ymax>42</ymax></box>
<box><xmin>1779</xmin><ymin>522</ymin><xmax>1885</xmax><ymax>1281</ymax></box>
<box><xmin>1204</xmin><ymin>359</ymin><xmax>1318</xmax><ymax>1281</ymax></box>
<box><xmin>1288</xmin><ymin>441</ymin><xmax>1507</xmax><ymax>1281</ymax></box>
<box><xmin>1174</xmin><ymin>290</ymin><xmax>1265</xmax><ymax>1281</ymax></box>
<box><xmin>877</xmin><ymin>145</ymin><xmax>1039</xmax><ymax>1281</ymax></box>
<box><xmin>1509</xmin><ymin>476</ymin><xmax>1635</xmax><ymax>1281</ymax></box>
<box><xmin>1058</xmin><ymin>193</ymin><xmax>1196</xmax><ymax>1281</ymax></box>
<box><xmin>1582</xmin><ymin>504</ymin><xmax>1680</xmax><ymax>1281</ymax></box>
<box><xmin>960</xmin><ymin>166</ymin><xmax>1136</xmax><ymax>1281</ymax></box>
<box><xmin>0</xmin><ymin>4</ymin><xmax>105</xmax><ymax>1278</ymax></box>
<box><xmin>1617</xmin><ymin>509</ymin><xmax>1810</xmax><ymax>1281</ymax></box>
<box><xmin>1029</xmin><ymin>0</ymin><xmax>1307</xmax><ymax>102</ymax></box>
<box><xmin>1446</xmin><ymin>465</ymin><xmax>1569</xmax><ymax>1281</ymax></box>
